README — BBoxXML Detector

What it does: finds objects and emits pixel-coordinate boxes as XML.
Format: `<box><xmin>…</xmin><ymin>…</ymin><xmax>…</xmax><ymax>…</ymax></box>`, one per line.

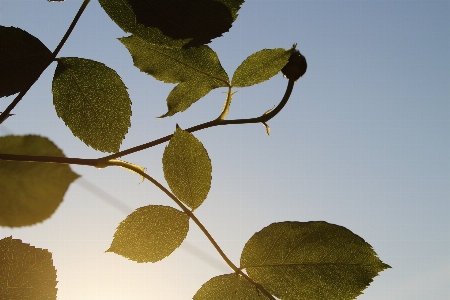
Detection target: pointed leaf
<box><xmin>52</xmin><ymin>57</ymin><xmax>131</xmax><ymax>153</ymax></box>
<box><xmin>120</xmin><ymin>35</ymin><xmax>228</xmax><ymax>116</ymax></box>
<box><xmin>0</xmin><ymin>26</ymin><xmax>52</xmax><ymax>97</ymax></box>
<box><xmin>194</xmin><ymin>273</ymin><xmax>272</xmax><ymax>300</ymax></box>
<box><xmin>161</xmin><ymin>80</ymin><xmax>214</xmax><ymax>118</ymax></box>
<box><xmin>232</xmin><ymin>48</ymin><xmax>292</xmax><ymax>87</ymax></box>
<box><xmin>99</xmin><ymin>0</ymin><xmax>244</xmax><ymax>48</ymax></box>
<box><xmin>0</xmin><ymin>135</ymin><xmax>79</xmax><ymax>227</ymax></box>
<box><xmin>0</xmin><ymin>237</ymin><xmax>57</xmax><ymax>299</ymax></box>
<box><xmin>240</xmin><ymin>221</ymin><xmax>391</xmax><ymax>300</ymax></box>
<box><xmin>107</xmin><ymin>205</ymin><xmax>189</xmax><ymax>262</ymax></box>
<box><xmin>162</xmin><ymin>127</ymin><xmax>212</xmax><ymax>210</ymax></box>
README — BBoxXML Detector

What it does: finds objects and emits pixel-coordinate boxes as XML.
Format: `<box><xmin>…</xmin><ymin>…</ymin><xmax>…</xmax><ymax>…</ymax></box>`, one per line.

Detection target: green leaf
<box><xmin>0</xmin><ymin>26</ymin><xmax>52</xmax><ymax>98</ymax></box>
<box><xmin>0</xmin><ymin>135</ymin><xmax>79</xmax><ymax>227</ymax></box>
<box><xmin>52</xmin><ymin>57</ymin><xmax>132</xmax><ymax>153</ymax></box>
<box><xmin>99</xmin><ymin>0</ymin><xmax>244</xmax><ymax>48</ymax></box>
<box><xmin>120</xmin><ymin>35</ymin><xmax>229</xmax><ymax>116</ymax></box>
<box><xmin>0</xmin><ymin>236</ymin><xmax>57</xmax><ymax>299</ymax></box>
<box><xmin>194</xmin><ymin>273</ymin><xmax>272</xmax><ymax>300</ymax></box>
<box><xmin>240</xmin><ymin>221</ymin><xmax>391</xmax><ymax>300</ymax></box>
<box><xmin>163</xmin><ymin>127</ymin><xmax>212</xmax><ymax>210</ymax></box>
<box><xmin>107</xmin><ymin>205</ymin><xmax>189</xmax><ymax>263</ymax></box>
<box><xmin>232</xmin><ymin>48</ymin><xmax>292</xmax><ymax>88</ymax></box>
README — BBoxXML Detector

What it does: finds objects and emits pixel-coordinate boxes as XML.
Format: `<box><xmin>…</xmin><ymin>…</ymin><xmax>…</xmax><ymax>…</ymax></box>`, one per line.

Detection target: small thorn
<box><xmin>262</xmin><ymin>122</ymin><xmax>271</xmax><ymax>136</ymax></box>
<box><xmin>263</xmin><ymin>106</ymin><xmax>275</xmax><ymax>115</ymax></box>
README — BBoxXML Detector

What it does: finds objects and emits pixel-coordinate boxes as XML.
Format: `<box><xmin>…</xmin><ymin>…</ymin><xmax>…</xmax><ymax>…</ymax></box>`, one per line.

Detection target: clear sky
<box><xmin>1</xmin><ymin>0</ymin><xmax>449</xmax><ymax>299</ymax></box>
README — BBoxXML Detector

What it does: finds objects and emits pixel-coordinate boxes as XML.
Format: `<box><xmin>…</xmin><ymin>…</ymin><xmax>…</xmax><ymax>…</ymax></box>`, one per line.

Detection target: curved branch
<box><xmin>105</xmin><ymin>160</ymin><xmax>276</xmax><ymax>300</ymax></box>
<box><xmin>0</xmin><ymin>79</ymin><xmax>295</xmax><ymax>168</ymax></box>
<box><xmin>101</xmin><ymin>79</ymin><xmax>295</xmax><ymax>161</ymax></box>
<box><xmin>0</xmin><ymin>0</ymin><xmax>91</xmax><ymax>124</ymax></box>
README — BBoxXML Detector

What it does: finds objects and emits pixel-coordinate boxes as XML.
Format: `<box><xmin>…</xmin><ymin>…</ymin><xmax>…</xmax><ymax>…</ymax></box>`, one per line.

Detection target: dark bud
<box><xmin>281</xmin><ymin>50</ymin><xmax>307</xmax><ymax>81</ymax></box>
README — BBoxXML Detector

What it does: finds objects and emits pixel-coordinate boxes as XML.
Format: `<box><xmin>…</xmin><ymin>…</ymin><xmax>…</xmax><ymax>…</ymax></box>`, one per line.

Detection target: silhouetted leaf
<box><xmin>232</xmin><ymin>48</ymin><xmax>292</xmax><ymax>87</ymax></box>
<box><xmin>240</xmin><ymin>221</ymin><xmax>390</xmax><ymax>300</ymax></box>
<box><xmin>0</xmin><ymin>135</ymin><xmax>79</xmax><ymax>227</ymax></box>
<box><xmin>99</xmin><ymin>0</ymin><xmax>244</xmax><ymax>48</ymax></box>
<box><xmin>194</xmin><ymin>273</ymin><xmax>272</xmax><ymax>299</ymax></box>
<box><xmin>0</xmin><ymin>26</ymin><xmax>52</xmax><ymax>98</ymax></box>
<box><xmin>120</xmin><ymin>35</ymin><xmax>228</xmax><ymax>116</ymax></box>
<box><xmin>52</xmin><ymin>57</ymin><xmax>131</xmax><ymax>153</ymax></box>
<box><xmin>0</xmin><ymin>237</ymin><xmax>57</xmax><ymax>299</ymax></box>
<box><xmin>163</xmin><ymin>127</ymin><xmax>212</xmax><ymax>210</ymax></box>
<box><xmin>107</xmin><ymin>205</ymin><xmax>189</xmax><ymax>262</ymax></box>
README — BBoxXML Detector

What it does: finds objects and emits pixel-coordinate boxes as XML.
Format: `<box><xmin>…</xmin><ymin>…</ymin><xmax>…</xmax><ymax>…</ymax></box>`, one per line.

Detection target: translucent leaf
<box><xmin>107</xmin><ymin>205</ymin><xmax>189</xmax><ymax>263</ymax></box>
<box><xmin>0</xmin><ymin>236</ymin><xmax>57</xmax><ymax>299</ymax></box>
<box><xmin>99</xmin><ymin>0</ymin><xmax>244</xmax><ymax>48</ymax></box>
<box><xmin>0</xmin><ymin>135</ymin><xmax>79</xmax><ymax>227</ymax></box>
<box><xmin>232</xmin><ymin>48</ymin><xmax>292</xmax><ymax>88</ymax></box>
<box><xmin>0</xmin><ymin>26</ymin><xmax>52</xmax><ymax>98</ymax></box>
<box><xmin>52</xmin><ymin>57</ymin><xmax>132</xmax><ymax>153</ymax></box>
<box><xmin>240</xmin><ymin>221</ymin><xmax>391</xmax><ymax>300</ymax></box>
<box><xmin>120</xmin><ymin>35</ymin><xmax>228</xmax><ymax>116</ymax></box>
<box><xmin>163</xmin><ymin>127</ymin><xmax>212</xmax><ymax>210</ymax></box>
<box><xmin>194</xmin><ymin>273</ymin><xmax>272</xmax><ymax>300</ymax></box>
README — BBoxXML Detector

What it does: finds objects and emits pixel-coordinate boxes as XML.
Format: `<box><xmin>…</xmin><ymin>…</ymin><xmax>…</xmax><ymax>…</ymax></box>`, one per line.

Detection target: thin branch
<box><xmin>0</xmin><ymin>153</ymin><xmax>97</xmax><ymax>166</ymax></box>
<box><xmin>101</xmin><ymin>79</ymin><xmax>295</xmax><ymax>161</ymax></box>
<box><xmin>0</xmin><ymin>0</ymin><xmax>91</xmax><ymax>124</ymax></box>
<box><xmin>105</xmin><ymin>160</ymin><xmax>276</xmax><ymax>300</ymax></box>
<box><xmin>0</xmin><ymin>79</ymin><xmax>295</xmax><ymax>169</ymax></box>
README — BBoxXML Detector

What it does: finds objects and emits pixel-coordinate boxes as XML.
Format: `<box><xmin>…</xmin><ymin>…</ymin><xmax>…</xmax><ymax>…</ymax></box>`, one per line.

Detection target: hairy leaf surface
<box><xmin>120</xmin><ymin>35</ymin><xmax>228</xmax><ymax>116</ymax></box>
<box><xmin>163</xmin><ymin>127</ymin><xmax>212</xmax><ymax>210</ymax></box>
<box><xmin>52</xmin><ymin>57</ymin><xmax>131</xmax><ymax>153</ymax></box>
<box><xmin>240</xmin><ymin>221</ymin><xmax>390</xmax><ymax>300</ymax></box>
<box><xmin>194</xmin><ymin>273</ymin><xmax>272</xmax><ymax>300</ymax></box>
<box><xmin>99</xmin><ymin>0</ymin><xmax>244</xmax><ymax>48</ymax></box>
<box><xmin>232</xmin><ymin>48</ymin><xmax>292</xmax><ymax>87</ymax></box>
<box><xmin>0</xmin><ymin>135</ymin><xmax>79</xmax><ymax>227</ymax></box>
<box><xmin>0</xmin><ymin>237</ymin><xmax>57</xmax><ymax>299</ymax></box>
<box><xmin>0</xmin><ymin>26</ymin><xmax>52</xmax><ymax>97</ymax></box>
<box><xmin>107</xmin><ymin>205</ymin><xmax>189</xmax><ymax>262</ymax></box>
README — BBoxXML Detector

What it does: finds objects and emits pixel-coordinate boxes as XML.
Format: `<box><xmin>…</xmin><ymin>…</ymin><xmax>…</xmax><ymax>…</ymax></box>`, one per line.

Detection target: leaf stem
<box><xmin>104</xmin><ymin>160</ymin><xmax>275</xmax><ymax>300</ymax></box>
<box><xmin>0</xmin><ymin>0</ymin><xmax>91</xmax><ymax>124</ymax></box>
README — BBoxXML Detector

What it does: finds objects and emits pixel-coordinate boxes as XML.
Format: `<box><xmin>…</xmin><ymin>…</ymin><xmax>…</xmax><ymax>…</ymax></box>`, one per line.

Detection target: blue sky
<box><xmin>1</xmin><ymin>0</ymin><xmax>449</xmax><ymax>299</ymax></box>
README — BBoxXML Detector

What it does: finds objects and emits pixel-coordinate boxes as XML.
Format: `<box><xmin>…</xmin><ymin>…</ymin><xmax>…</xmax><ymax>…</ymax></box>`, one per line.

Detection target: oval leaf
<box><xmin>0</xmin><ymin>26</ymin><xmax>52</xmax><ymax>97</ymax></box>
<box><xmin>52</xmin><ymin>57</ymin><xmax>131</xmax><ymax>153</ymax></box>
<box><xmin>194</xmin><ymin>273</ymin><xmax>272</xmax><ymax>300</ymax></box>
<box><xmin>106</xmin><ymin>205</ymin><xmax>189</xmax><ymax>262</ymax></box>
<box><xmin>240</xmin><ymin>221</ymin><xmax>391</xmax><ymax>300</ymax></box>
<box><xmin>120</xmin><ymin>35</ymin><xmax>229</xmax><ymax>116</ymax></box>
<box><xmin>232</xmin><ymin>48</ymin><xmax>292</xmax><ymax>88</ymax></box>
<box><xmin>0</xmin><ymin>236</ymin><xmax>57</xmax><ymax>299</ymax></box>
<box><xmin>0</xmin><ymin>135</ymin><xmax>79</xmax><ymax>227</ymax></box>
<box><xmin>162</xmin><ymin>127</ymin><xmax>212</xmax><ymax>210</ymax></box>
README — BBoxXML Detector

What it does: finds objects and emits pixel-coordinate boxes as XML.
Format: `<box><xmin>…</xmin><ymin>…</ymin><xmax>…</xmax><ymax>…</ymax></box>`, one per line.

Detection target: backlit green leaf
<box><xmin>0</xmin><ymin>135</ymin><xmax>79</xmax><ymax>227</ymax></box>
<box><xmin>120</xmin><ymin>35</ymin><xmax>229</xmax><ymax>116</ymax></box>
<box><xmin>52</xmin><ymin>57</ymin><xmax>131</xmax><ymax>153</ymax></box>
<box><xmin>163</xmin><ymin>127</ymin><xmax>212</xmax><ymax>210</ymax></box>
<box><xmin>107</xmin><ymin>205</ymin><xmax>189</xmax><ymax>262</ymax></box>
<box><xmin>194</xmin><ymin>273</ymin><xmax>272</xmax><ymax>300</ymax></box>
<box><xmin>0</xmin><ymin>237</ymin><xmax>57</xmax><ymax>299</ymax></box>
<box><xmin>240</xmin><ymin>221</ymin><xmax>390</xmax><ymax>300</ymax></box>
<box><xmin>232</xmin><ymin>48</ymin><xmax>292</xmax><ymax>87</ymax></box>
<box><xmin>0</xmin><ymin>26</ymin><xmax>52</xmax><ymax>97</ymax></box>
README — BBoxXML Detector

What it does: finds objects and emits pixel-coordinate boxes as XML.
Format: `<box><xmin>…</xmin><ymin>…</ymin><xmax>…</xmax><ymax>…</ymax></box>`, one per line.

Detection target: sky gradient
<box><xmin>1</xmin><ymin>0</ymin><xmax>449</xmax><ymax>299</ymax></box>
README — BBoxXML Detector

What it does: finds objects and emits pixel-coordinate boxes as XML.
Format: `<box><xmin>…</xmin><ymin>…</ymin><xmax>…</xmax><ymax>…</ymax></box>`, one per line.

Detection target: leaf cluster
<box><xmin>0</xmin><ymin>0</ymin><xmax>389</xmax><ymax>299</ymax></box>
